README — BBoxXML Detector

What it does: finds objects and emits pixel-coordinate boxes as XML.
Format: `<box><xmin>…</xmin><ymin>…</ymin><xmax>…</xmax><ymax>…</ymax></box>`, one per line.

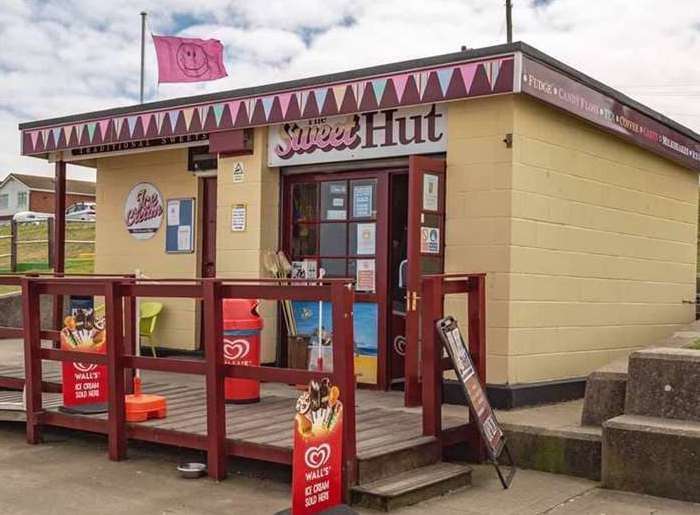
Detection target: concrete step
<box><xmin>625</xmin><ymin>348</ymin><xmax>700</xmax><ymax>422</ymax></box>
<box><xmin>603</xmin><ymin>414</ymin><xmax>700</xmax><ymax>504</ymax></box>
<box><xmin>351</xmin><ymin>462</ymin><xmax>472</xmax><ymax>512</ymax></box>
<box><xmin>356</xmin><ymin>435</ymin><xmax>441</xmax><ymax>484</ymax></box>
<box><xmin>502</xmin><ymin>422</ymin><xmax>602</xmax><ymax>481</ymax></box>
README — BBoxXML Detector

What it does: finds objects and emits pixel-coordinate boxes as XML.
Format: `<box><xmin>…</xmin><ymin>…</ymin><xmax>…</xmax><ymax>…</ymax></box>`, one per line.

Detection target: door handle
<box><xmin>411</xmin><ymin>291</ymin><xmax>420</xmax><ymax>312</ymax></box>
<box><xmin>406</xmin><ymin>290</ymin><xmax>421</xmax><ymax>312</ymax></box>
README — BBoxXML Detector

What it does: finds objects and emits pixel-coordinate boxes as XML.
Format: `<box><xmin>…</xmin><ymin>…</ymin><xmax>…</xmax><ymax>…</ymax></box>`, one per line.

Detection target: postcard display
<box><xmin>436</xmin><ymin>316</ymin><xmax>515</xmax><ymax>488</ymax></box>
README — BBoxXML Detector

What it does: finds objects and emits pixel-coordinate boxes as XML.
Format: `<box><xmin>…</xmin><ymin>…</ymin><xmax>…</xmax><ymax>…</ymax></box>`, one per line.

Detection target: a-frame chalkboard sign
<box><xmin>436</xmin><ymin>316</ymin><xmax>516</xmax><ymax>488</ymax></box>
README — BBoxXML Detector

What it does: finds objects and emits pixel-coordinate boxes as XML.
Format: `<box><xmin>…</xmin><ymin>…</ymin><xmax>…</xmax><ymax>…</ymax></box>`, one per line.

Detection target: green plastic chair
<box><xmin>139</xmin><ymin>302</ymin><xmax>163</xmax><ymax>357</ymax></box>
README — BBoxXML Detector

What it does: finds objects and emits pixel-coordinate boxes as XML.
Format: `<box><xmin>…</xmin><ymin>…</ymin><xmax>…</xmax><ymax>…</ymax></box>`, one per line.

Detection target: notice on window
<box><xmin>231</xmin><ymin>204</ymin><xmax>247</xmax><ymax>232</ymax></box>
<box><xmin>356</xmin><ymin>223</ymin><xmax>375</xmax><ymax>255</ymax></box>
<box><xmin>423</xmin><ymin>174</ymin><xmax>439</xmax><ymax>211</ymax></box>
<box><xmin>356</xmin><ymin>259</ymin><xmax>376</xmax><ymax>292</ymax></box>
<box><xmin>167</xmin><ymin>200</ymin><xmax>180</xmax><ymax>226</ymax></box>
<box><xmin>420</xmin><ymin>226</ymin><xmax>440</xmax><ymax>254</ymax></box>
<box><xmin>353</xmin><ymin>185</ymin><xmax>373</xmax><ymax>218</ymax></box>
<box><xmin>326</xmin><ymin>210</ymin><xmax>346</xmax><ymax>220</ymax></box>
<box><xmin>177</xmin><ymin>225</ymin><xmax>191</xmax><ymax>251</ymax></box>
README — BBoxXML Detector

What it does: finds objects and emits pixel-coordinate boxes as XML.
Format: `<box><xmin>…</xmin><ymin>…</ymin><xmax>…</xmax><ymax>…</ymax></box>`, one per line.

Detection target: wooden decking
<box><xmin>0</xmin><ymin>366</ymin><xmax>464</xmax><ymax>464</ymax></box>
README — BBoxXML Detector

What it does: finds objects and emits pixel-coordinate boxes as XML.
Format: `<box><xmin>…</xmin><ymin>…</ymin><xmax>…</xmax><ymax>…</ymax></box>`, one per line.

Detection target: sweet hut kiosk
<box><xmin>19</xmin><ymin>42</ymin><xmax>700</xmax><ymax>406</ymax></box>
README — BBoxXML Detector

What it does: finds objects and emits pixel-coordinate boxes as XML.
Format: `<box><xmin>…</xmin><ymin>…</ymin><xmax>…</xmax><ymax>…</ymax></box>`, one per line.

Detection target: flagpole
<box><xmin>139</xmin><ymin>11</ymin><xmax>147</xmax><ymax>103</ymax></box>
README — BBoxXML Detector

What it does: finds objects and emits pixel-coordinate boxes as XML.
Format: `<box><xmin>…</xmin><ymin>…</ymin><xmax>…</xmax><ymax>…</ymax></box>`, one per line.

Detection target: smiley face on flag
<box><xmin>153</xmin><ymin>35</ymin><xmax>228</xmax><ymax>83</ymax></box>
<box><xmin>176</xmin><ymin>42</ymin><xmax>211</xmax><ymax>78</ymax></box>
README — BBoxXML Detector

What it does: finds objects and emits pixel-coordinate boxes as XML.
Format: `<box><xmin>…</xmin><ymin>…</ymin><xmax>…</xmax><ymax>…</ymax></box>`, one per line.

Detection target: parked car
<box><xmin>12</xmin><ymin>211</ymin><xmax>54</xmax><ymax>223</ymax></box>
<box><xmin>66</xmin><ymin>202</ymin><xmax>96</xmax><ymax>221</ymax></box>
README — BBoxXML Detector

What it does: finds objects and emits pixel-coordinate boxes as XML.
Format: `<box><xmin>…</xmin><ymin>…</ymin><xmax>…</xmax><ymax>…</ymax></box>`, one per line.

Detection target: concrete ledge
<box><xmin>0</xmin><ymin>292</ymin><xmax>59</xmax><ymax>330</ymax></box>
<box><xmin>502</xmin><ymin>423</ymin><xmax>602</xmax><ymax>481</ymax></box>
<box><xmin>625</xmin><ymin>348</ymin><xmax>700</xmax><ymax>422</ymax></box>
<box><xmin>581</xmin><ymin>361</ymin><xmax>628</xmax><ymax>426</ymax></box>
<box><xmin>602</xmin><ymin>414</ymin><xmax>700</xmax><ymax>503</ymax></box>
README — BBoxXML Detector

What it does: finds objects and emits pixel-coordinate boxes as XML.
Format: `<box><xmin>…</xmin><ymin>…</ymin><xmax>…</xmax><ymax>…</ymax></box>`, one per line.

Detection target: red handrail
<box><xmin>419</xmin><ymin>273</ymin><xmax>486</xmax><ymax>459</ymax></box>
<box><xmin>17</xmin><ymin>274</ymin><xmax>358</xmax><ymax>498</ymax></box>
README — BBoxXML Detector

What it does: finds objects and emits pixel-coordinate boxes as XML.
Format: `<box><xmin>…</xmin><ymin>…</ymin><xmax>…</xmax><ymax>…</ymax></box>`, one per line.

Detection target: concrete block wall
<box><xmin>217</xmin><ymin>127</ymin><xmax>280</xmax><ymax>363</ymax></box>
<box><xmin>508</xmin><ymin>95</ymin><xmax>697</xmax><ymax>384</ymax></box>
<box><xmin>94</xmin><ymin>148</ymin><xmax>199</xmax><ymax>350</ymax></box>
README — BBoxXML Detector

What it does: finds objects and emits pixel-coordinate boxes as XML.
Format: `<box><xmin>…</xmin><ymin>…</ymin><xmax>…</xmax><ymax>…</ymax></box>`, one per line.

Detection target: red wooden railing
<box><xmin>6</xmin><ymin>274</ymin><xmax>357</xmax><ymax>497</ymax></box>
<box><xmin>419</xmin><ymin>273</ymin><xmax>487</xmax><ymax>459</ymax></box>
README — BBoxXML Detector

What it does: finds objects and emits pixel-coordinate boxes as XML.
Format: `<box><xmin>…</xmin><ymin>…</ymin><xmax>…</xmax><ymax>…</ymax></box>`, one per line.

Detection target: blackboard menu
<box><xmin>437</xmin><ymin>316</ymin><xmax>505</xmax><ymax>460</ymax></box>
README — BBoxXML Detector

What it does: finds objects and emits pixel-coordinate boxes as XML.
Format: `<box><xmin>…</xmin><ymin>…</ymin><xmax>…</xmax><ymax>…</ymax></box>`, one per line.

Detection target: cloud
<box><xmin>1</xmin><ymin>0</ymin><xmax>699</xmax><ymax>181</ymax></box>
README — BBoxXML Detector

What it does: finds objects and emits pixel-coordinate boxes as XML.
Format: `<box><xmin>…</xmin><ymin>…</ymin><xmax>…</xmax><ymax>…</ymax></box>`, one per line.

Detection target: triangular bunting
<box><xmin>98</xmin><ymin>119</ymin><xmax>110</xmax><ymax>139</ymax></box>
<box><xmin>332</xmin><ymin>86</ymin><xmax>346</xmax><ymax>111</ymax></box>
<box><xmin>298</xmin><ymin>91</ymin><xmax>308</xmax><ymax>115</ymax></box>
<box><xmin>142</xmin><ymin>113</ymin><xmax>154</xmax><ymax>133</ymax></box>
<box><xmin>86</xmin><ymin>123</ymin><xmax>96</xmax><ymax>142</ymax></box>
<box><xmin>277</xmin><ymin>93</ymin><xmax>292</xmax><ymax>117</ymax></box>
<box><xmin>182</xmin><ymin>108</ymin><xmax>194</xmax><ymax>130</ymax></box>
<box><xmin>115</xmin><ymin>118</ymin><xmax>125</xmax><ymax>137</ymax></box>
<box><xmin>29</xmin><ymin>131</ymin><xmax>39</xmax><ymax>150</ymax></box>
<box><xmin>75</xmin><ymin>124</ymin><xmax>84</xmax><ymax>142</ymax></box>
<box><xmin>485</xmin><ymin>61</ymin><xmax>502</xmax><ymax>90</ymax></box>
<box><xmin>314</xmin><ymin>88</ymin><xmax>328</xmax><ymax>112</ymax></box>
<box><xmin>127</xmin><ymin>116</ymin><xmax>138</xmax><ymax>137</ymax></box>
<box><xmin>167</xmin><ymin>110</ymin><xmax>180</xmax><ymax>130</ymax></box>
<box><xmin>418</xmin><ymin>72</ymin><xmax>430</xmax><ymax>99</ymax></box>
<box><xmin>261</xmin><ymin>97</ymin><xmax>274</xmax><ymax>120</ymax></box>
<box><xmin>52</xmin><ymin>127</ymin><xmax>62</xmax><ymax>145</ymax></box>
<box><xmin>393</xmin><ymin>75</ymin><xmax>409</xmax><ymax>103</ymax></box>
<box><xmin>459</xmin><ymin>63</ymin><xmax>478</xmax><ymax>93</ymax></box>
<box><xmin>436</xmin><ymin>68</ymin><xmax>453</xmax><ymax>96</ymax></box>
<box><xmin>212</xmin><ymin>104</ymin><xmax>224</xmax><ymax>126</ymax></box>
<box><xmin>197</xmin><ymin>106</ymin><xmax>208</xmax><ymax>126</ymax></box>
<box><xmin>370</xmin><ymin>79</ymin><xmax>387</xmax><ymax>104</ymax></box>
<box><xmin>227</xmin><ymin>101</ymin><xmax>241</xmax><ymax>123</ymax></box>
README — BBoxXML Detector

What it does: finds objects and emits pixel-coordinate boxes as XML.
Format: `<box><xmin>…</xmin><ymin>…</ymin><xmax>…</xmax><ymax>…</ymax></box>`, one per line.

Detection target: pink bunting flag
<box><xmin>152</xmin><ymin>35</ymin><xmax>228</xmax><ymax>83</ymax></box>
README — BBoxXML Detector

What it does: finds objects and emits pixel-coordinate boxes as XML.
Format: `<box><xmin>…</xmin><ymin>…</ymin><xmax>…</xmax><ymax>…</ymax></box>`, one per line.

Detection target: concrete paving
<box><xmin>0</xmin><ymin>421</ymin><xmax>699</xmax><ymax>514</ymax></box>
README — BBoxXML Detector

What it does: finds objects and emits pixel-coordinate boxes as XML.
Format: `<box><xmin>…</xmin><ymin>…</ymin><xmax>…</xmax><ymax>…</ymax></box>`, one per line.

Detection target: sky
<box><xmin>1</xmin><ymin>0</ymin><xmax>699</xmax><ymax>182</ymax></box>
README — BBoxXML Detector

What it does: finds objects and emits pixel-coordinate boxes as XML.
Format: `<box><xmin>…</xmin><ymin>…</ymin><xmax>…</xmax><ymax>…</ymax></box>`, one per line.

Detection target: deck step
<box><xmin>351</xmin><ymin>462</ymin><xmax>472</xmax><ymax>512</ymax></box>
<box><xmin>356</xmin><ymin>435</ymin><xmax>441</xmax><ymax>484</ymax></box>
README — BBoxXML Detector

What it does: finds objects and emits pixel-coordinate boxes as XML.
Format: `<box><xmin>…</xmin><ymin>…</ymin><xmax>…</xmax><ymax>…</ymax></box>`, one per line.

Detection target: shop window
<box><xmin>288</xmin><ymin>177</ymin><xmax>377</xmax><ymax>289</ymax></box>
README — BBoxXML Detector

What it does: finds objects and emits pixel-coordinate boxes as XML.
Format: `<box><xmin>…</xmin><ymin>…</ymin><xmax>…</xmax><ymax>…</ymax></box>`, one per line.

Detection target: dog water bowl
<box><xmin>177</xmin><ymin>462</ymin><xmax>206</xmax><ymax>479</ymax></box>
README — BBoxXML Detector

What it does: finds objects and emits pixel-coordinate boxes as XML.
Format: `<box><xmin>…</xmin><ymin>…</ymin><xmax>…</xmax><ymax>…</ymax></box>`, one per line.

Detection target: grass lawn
<box><xmin>0</xmin><ymin>220</ymin><xmax>95</xmax><ymax>295</ymax></box>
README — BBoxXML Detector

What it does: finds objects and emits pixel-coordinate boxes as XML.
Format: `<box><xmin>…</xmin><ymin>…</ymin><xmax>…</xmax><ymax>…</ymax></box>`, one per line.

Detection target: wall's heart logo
<box><xmin>304</xmin><ymin>443</ymin><xmax>331</xmax><ymax>469</ymax></box>
<box><xmin>73</xmin><ymin>362</ymin><xmax>98</xmax><ymax>373</ymax></box>
<box><xmin>223</xmin><ymin>338</ymin><xmax>250</xmax><ymax>361</ymax></box>
<box><xmin>393</xmin><ymin>335</ymin><xmax>406</xmax><ymax>357</ymax></box>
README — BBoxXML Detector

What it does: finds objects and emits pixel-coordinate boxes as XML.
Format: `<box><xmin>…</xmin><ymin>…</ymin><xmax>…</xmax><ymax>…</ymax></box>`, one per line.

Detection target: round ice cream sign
<box><xmin>124</xmin><ymin>183</ymin><xmax>164</xmax><ymax>240</ymax></box>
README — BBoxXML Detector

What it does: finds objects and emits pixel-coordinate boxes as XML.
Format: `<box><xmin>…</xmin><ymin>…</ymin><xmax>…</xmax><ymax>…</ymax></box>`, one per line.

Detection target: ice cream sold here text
<box><xmin>19</xmin><ymin>43</ymin><xmax>700</xmax><ymax>406</ymax></box>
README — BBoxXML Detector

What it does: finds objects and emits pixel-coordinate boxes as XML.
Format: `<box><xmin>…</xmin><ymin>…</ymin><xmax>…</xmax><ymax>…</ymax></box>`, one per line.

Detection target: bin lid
<box><xmin>223</xmin><ymin>298</ymin><xmax>263</xmax><ymax>330</ymax></box>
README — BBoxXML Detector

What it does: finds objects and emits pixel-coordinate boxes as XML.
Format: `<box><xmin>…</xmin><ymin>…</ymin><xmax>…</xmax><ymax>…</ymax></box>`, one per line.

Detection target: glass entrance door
<box><xmin>283</xmin><ymin>171</ymin><xmax>390</xmax><ymax>387</ymax></box>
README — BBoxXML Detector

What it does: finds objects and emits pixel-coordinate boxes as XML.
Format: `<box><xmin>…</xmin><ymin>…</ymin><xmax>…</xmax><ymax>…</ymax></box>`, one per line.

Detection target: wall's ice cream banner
<box><xmin>60</xmin><ymin>308</ymin><xmax>108</xmax><ymax>411</ymax></box>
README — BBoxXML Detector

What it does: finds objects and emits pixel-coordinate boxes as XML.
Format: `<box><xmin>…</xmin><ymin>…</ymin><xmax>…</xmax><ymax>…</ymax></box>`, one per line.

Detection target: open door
<box><xmin>404</xmin><ymin>156</ymin><xmax>446</xmax><ymax>406</ymax></box>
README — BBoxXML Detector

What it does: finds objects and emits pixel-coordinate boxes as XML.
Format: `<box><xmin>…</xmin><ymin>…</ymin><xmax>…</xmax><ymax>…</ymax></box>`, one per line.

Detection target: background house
<box><xmin>0</xmin><ymin>173</ymin><xmax>95</xmax><ymax>220</ymax></box>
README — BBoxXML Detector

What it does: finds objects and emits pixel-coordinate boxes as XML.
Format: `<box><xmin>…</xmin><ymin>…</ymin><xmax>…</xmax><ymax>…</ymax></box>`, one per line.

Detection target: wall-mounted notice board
<box><xmin>166</xmin><ymin>198</ymin><xmax>195</xmax><ymax>253</ymax></box>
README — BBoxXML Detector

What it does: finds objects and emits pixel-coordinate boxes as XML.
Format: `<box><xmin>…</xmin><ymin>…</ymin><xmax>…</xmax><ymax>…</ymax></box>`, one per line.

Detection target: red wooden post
<box><xmin>21</xmin><ymin>277</ymin><xmax>43</xmax><ymax>444</ymax></box>
<box><xmin>123</xmin><ymin>283</ymin><xmax>136</xmax><ymax>394</ymax></box>
<box><xmin>421</xmin><ymin>276</ymin><xmax>443</xmax><ymax>438</ymax></box>
<box><xmin>331</xmin><ymin>281</ymin><xmax>357</xmax><ymax>499</ymax></box>
<box><xmin>105</xmin><ymin>279</ymin><xmax>127</xmax><ymax>460</ymax></box>
<box><xmin>52</xmin><ymin>161</ymin><xmax>66</xmax><ymax>347</ymax></box>
<box><xmin>203</xmin><ymin>279</ymin><xmax>227</xmax><ymax>480</ymax></box>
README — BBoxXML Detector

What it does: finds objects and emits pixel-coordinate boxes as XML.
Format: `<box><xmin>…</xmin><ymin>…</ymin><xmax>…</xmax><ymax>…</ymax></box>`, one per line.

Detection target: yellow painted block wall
<box><xmin>508</xmin><ymin>95</ymin><xmax>698</xmax><ymax>383</ymax></box>
<box><xmin>217</xmin><ymin>127</ymin><xmax>280</xmax><ymax>363</ymax></box>
<box><xmin>94</xmin><ymin>148</ymin><xmax>199</xmax><ymax>350</ymax></box>
<box><xmin>445</xmin><ymin>96</ymin><xmax>515</xmax><ymax>384</ymax></box>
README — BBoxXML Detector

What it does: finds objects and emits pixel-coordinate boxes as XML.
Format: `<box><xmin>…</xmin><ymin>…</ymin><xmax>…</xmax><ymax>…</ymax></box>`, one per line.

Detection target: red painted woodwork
<box><xmin>405</xmin><ymin>156</ymin><xmax>446</xmax><ymax>406</ymax></box>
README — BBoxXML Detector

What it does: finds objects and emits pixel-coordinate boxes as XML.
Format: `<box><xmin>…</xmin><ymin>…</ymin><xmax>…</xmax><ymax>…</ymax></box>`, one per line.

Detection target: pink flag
<box><xmin>152</xmin><ymin>35</ymin><xmax>228</xmax><ymax>83</ymax></box>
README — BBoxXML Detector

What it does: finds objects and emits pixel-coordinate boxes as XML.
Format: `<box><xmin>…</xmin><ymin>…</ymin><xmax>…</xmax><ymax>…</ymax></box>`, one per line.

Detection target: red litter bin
<box><xmin>222</xmin><ymin>298</ymin><xmax>263</xmax><ymax>403</ymax></box>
